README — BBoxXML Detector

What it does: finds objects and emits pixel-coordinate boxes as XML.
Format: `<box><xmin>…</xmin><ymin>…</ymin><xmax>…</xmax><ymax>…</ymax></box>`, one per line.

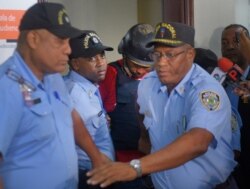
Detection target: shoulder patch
<box><xmin>200</xmin><ymin>91</ymin><xmax>220</xmax><ymax>111</ymax></box>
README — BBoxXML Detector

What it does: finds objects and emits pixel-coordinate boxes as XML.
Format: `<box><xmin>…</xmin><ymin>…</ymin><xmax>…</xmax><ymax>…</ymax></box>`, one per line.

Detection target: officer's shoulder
<box><xmin>190</xmin><ymin>67</ymin><xmax>222</xmax><ymax>90</ymax></box>
<box><xmin>63</xmin><ymin>75</ymin><xmax>77</xmax><ymax>94</ymax></box>
<box><xmin>0</xmin><ymin>59</ymin><xmax>13</xmax><ymax>79</ymax></box>
<box><xmin>139</xmin><ymin>71</ymin><xmax>158</xmax><ymax>87</ymax></box>
<box><xmin>188</xmin><ymin>68</ymin><xmax>228</xmax><ymax>104</ymax></box>
<box><xmin>0</xmin><ymin>62</ymin><xmax>23</xmax><ymax>102</ymax></box>
<box><xmin>143</xmin><ymin>70</ymin><xmax>158</xmax><ymax>80</ymax></box>
<box><xmin>139</xmin><ymin>71</ymin><xmax>159</xmax><ymax>92</ymax></box>
<box><xmin>0</xmin><ymin>61</ymin><xmax>21</xmax><ymax>93</ymax></box>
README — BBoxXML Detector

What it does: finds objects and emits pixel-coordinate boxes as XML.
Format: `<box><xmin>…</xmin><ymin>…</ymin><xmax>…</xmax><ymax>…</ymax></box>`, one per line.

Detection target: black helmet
<box><xmin>118</xmin><ymin>23</ymin><xmax>154</xmax><ymax>67</ymax></box>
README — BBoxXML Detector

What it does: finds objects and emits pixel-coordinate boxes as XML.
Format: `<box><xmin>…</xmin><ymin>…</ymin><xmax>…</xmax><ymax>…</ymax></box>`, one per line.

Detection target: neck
<box><xmin>18</xmin><ymin>48</ymin><xmax>44</xmax><ymax>81</ymax></box>
<box><xmin>167</xmin><ymin>85</ymin><xmax>174</xmax><ymax>95</ymax></box>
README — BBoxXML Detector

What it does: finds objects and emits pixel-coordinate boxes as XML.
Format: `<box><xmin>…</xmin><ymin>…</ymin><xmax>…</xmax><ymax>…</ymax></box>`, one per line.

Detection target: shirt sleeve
<box><xmin>99</xmin><ymin>65</ymin><xmax>117</xmax><ymax>112</ymax></box>
<box><xmin>187</xmin><ymin>81</ymin><xmax>232</xmax><ymax>146</ymax></box>
<box><xmin>0</xmin><ymin>78</ymin><xmax>23</xmax><ymax>158</ymax></box>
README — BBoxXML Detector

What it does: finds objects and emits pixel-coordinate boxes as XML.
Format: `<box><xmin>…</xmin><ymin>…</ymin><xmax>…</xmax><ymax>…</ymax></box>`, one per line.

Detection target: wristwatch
<box><xmin>129</xmin><ymin>159</ymin><xmax>142</xmax><ymax>178</ymax></box>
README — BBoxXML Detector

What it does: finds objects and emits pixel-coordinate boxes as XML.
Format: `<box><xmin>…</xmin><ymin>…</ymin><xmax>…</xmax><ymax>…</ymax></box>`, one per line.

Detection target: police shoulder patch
<box><xmin>199</xmin><ymin>91</ymin><xmax>220</xmax><ymax>111</ymax></box>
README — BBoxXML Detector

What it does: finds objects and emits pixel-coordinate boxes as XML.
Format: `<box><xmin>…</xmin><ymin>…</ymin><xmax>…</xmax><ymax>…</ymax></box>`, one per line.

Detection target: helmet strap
<box><xmin>123</xmin><ymin>56</ymin><xmax>133</xmax><ymax>78</ymax></box>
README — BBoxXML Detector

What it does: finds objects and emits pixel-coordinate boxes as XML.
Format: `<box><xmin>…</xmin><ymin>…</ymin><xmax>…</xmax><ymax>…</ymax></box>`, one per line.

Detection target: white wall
<box><xmin>138</xmin><ymin>0</ymin><xmax>162</xmax><ymax>27</ymax></box>
<box><xmin>194</xmin><ymin>0</ymin><xmax>249</xmax><ymax>58</ymax></box>
<box><xmin>60</xmin><ymin>0</ymin><xmax>250</xmax><ymax>60</ymax></box>
<box><xmin>52</xmin><ymin>0</ymin><xmax>137</xmax><ymax>62</ymax></box>
<box><xmin>0</xmin><ymin>0</ymin><xmax>37</xmax><ymax>64</ymax></box>
<box><xmin>4</xmin><ymin>0</ymin><xmax>248</xmax><ymax>63</ymax></box>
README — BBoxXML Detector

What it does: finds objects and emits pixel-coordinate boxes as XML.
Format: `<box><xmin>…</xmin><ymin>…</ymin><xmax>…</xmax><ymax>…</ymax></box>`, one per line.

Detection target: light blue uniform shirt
<box><xmin>64</xmin><ymin>71</ymin><xmax>114</xmax><ymax>170</ymax></box>
<box><xmin>137</xmin><ymin>64</ymin><xmax>236</xmax><ymax>189</ymax></box>
<box><xmin>0</xmin><ymin>52</ymin><xmax>78</xmax><ymax>189</ymax></box>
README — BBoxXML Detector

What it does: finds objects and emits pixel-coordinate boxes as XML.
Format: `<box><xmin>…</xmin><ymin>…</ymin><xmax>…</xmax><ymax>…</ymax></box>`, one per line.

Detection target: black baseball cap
<box><xmin>146</xmin><ymin>22</ymin><xmax>195</xmax><ymax>47</ymax></box>
<box><xmin>19</xmin><ymin>2</ymin><xmax>82</xmax><ymax>38</ymax></box>
<box><xmin>69</xmin><ymin>30</ymin><xmax>113</xmax><ymax>59</ymax></box>
<box><xmin>194</xmin><ymin>48</ymin><xmax>218</xmax><ymax>74</ymax></box>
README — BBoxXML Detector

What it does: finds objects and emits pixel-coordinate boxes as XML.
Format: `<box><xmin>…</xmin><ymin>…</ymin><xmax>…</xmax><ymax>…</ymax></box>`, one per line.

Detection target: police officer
<box><xmin>87</xmin><ymin>22</ymin><xmax>237</xmax><ymax>189</ymax></box>
<box><xmin>64</xmin><ymin>30</ymin><xmax>115</xmax><ymax>189</ymax></box>
<box><xmin>0</xmin><ymin>3</ymin><xmax>105</xmax><ymax>189</ymax></box>
<box><xmin>99</xmin><ymin>23</ymin><xmax>154</xmax><ymax>189</ymax></box>
<box><xmin>222</xmin><ymin>24</ymin><xmax>250</xmax><ymax>189</ymax></box>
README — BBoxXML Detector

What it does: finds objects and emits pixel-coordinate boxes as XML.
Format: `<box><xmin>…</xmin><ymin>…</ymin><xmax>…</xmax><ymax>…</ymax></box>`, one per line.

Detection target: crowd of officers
<box><xmin>1</xmin><ymin>2</ymin><xmax>250</xmax><ymax>189</ymax></box>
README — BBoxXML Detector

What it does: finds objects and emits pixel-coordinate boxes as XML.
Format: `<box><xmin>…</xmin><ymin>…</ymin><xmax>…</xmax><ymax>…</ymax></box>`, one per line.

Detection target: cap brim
<box><xmin>146</xmin><ymin>40</ymin><xmax>185</xmax><ymax>48</ymax></box>
<box><xmin>49</xmin><ymin>26</ymin><xmax>82</xmax><ymax>38</ymax></box>
<box><xmin>82</xmin><ymin>45</ymin><xmax>113</xmax><ymax>58</ymax></box>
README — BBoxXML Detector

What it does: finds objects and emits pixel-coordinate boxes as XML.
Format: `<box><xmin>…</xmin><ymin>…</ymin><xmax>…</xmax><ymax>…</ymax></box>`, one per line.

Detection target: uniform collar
<box><xmin>69</xmin><ymin>70</ymin><xmax>99</xmax><ymax>97</ymax></box>
<box><xmin>12</xmin><ymin>51</ymin><xmax>42</xmax><ymax>89</ymax></box>
<box><xmin>158</xmin><ymin>64</ymin><xmax>195</xmax><ymax>97</ymax></box>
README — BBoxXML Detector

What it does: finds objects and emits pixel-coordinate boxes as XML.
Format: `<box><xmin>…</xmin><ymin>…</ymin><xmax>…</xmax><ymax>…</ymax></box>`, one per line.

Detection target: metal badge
<box><xmin>6</xmin><ymin>69</ymin><xmax>40</xmax><ymax>107</ymax></box>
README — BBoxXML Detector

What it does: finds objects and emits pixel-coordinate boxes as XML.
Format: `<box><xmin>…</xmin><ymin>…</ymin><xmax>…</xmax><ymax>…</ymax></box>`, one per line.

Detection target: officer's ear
<box><xmin>70</xmin><ymin>58</ymin><xmax>80</xmax><ymax>71</ymax></box>
<box><xmin>26</xmin><ymin>30</ymin><xmax>45</xmax><ymax>50</ymax></box>
<box><xmin>186</xmin><ymin>47</ymin><xmax>195</xmax><ymax>62</ymax></box>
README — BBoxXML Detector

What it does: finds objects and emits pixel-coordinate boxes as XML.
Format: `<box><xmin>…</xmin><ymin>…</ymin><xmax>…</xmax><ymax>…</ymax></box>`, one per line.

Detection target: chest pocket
<box><xmin>53</xmin><ymin>95</ymin><xmax>72</xmax><ymax>129</ymax></box>
<box><xmin>172</xmin><ymin>96</ymin><xmax>189</xmax><ymax>135</ymax></box>
<box><xmin>175</xmin><ymin>115</ymin><xmax>188</xmax><ymax>135</ymax></box>
<box><xmin>87</xmin><ymin>114</ymin><xmax>107</xmax><ymax>136</ymax></box>
<box><xmin>26</xmin><ymin>97</ymin><xmax>55</xmax><ymax>141</ymax></box>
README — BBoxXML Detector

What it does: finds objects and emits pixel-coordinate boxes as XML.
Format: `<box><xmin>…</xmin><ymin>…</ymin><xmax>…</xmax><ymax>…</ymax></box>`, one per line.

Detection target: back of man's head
<box><xmin>194</xmin><ymin>48</ymin><xmax>218</xmax><ymax>74</ymax></box>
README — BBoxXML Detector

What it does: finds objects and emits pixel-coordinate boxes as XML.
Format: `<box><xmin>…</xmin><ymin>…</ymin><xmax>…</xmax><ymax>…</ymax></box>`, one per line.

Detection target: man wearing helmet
<box><xmin>99</xmin><ymin>23</ymin><xmax>154</xmax><ymax>189</ymax></box>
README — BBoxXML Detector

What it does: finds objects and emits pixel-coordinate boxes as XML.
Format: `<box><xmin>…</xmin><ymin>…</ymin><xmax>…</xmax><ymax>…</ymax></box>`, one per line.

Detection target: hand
<box><xmin>234</xmin><ymin>81</ymin><xmax>250</xmax><ymax>98</ymax></box>
<box><xmin>92</xmin><ymin>153</ymin><xmax>112</xmax><ymax>169</ymax></box>
<box><xmin>238</xmin><ymin>30</ymin><xmax>250</xmax><ymax>63</ymax></box>
<box><xmin>86</xmin><ymin>162</ymin><xmax>137</xmax><ymax>188</ymax></box>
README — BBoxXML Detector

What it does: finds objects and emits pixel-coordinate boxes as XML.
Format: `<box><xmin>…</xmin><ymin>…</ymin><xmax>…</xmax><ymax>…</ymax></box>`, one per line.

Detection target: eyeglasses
<box><xmin>150</xmin><ymin>50</ymin><xmax>186</xmax><ymax>62</ymax></box>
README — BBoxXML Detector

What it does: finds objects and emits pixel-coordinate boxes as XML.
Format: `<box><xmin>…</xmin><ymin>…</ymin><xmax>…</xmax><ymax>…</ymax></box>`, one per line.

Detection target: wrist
<box><xmin>129</xmin><ymin>159</ymin><xmax>142</xmax><ymax>178</ymax></box>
